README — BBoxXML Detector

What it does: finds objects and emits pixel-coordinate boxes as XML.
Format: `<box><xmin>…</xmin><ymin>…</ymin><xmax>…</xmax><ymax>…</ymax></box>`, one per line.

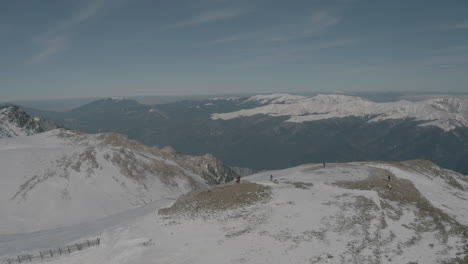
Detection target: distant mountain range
<box><xmin>21</xmin><ymin>94</ymin><xmax>468</xmax><ymax>174</ymax></box>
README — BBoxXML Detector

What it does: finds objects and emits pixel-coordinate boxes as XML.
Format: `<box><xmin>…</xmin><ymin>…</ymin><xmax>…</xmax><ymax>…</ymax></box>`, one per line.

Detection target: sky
<box><xmin>1</xmin><ymin>0</ymin><xmax>468</xmax><ymax>101</ymax></box>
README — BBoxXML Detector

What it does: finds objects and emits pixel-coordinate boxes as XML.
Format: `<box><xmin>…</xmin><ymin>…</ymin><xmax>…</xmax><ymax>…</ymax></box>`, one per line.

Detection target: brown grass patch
<box><xmin>159</xmin><ymin>181</ymin><xmax>271</xmax><ymax>216</ymax></box>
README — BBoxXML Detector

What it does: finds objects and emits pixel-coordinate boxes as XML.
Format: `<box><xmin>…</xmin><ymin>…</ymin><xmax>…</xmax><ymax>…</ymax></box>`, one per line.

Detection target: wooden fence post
<box><xmin>0</xmin><ymin>238</ymin><xmax>104</xmax><ymax>264</ymax></box>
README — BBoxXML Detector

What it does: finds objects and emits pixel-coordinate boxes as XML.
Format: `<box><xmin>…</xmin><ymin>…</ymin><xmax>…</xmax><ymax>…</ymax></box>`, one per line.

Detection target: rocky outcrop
<box><xmin>0</xmin><ymin>105</ymin><xmax>58</xmax><ymax>138</ymax></box>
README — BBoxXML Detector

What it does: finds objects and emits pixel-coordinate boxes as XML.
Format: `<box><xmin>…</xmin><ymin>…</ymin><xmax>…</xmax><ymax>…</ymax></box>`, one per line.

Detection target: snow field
<box><xmin>19</xmin><ymin>162</ymin><xmax>467</xmax><ymax>264</ymax></box>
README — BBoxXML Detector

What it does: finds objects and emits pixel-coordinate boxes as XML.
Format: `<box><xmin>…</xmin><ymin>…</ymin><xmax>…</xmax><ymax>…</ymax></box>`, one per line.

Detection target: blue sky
<box><xmin>1</xmin><ymin>0</ymin><xmax>468</xmax><ymax>101</ymax></box>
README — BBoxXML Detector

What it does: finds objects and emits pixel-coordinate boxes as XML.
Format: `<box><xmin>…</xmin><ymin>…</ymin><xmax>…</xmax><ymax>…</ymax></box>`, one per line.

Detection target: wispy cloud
<box><xmin>431</xmin><ymin>45</ymin><xmax>468</xmax><ymax>54</ymax></box>
<box><xmin>27</xmin><ymin>0</ymin><xmax>105</xmax><ymax>65</ymax></box>
<box><xmin>200</xmin><ymin>33</ymin><xmax>253</xmax><ymax>46</ymax></box>
<box><xmin>436</xmin><ymin>19</ymin><xmax>468</xmax><ymax>30</ymax></box>
<box><xmin>291</xmin><ymin>38</ymin><xmax>358</xmax><ymax>52</ymax></box>
<box><xmin>27</xmin><ymin>36</ymin><xmax>68</xmax><ymax>65</ymax></box>
<box><xmin>161</xmin><ymin>7</ymin><xmax>250</xmax><ymax>30</ymax></box>
<box><xmin>230</xmin><ymin>38</ymin><xmax>358</xmax><ymax>68</ymax></box>
<box><xmin>202</xmin><ymin>10</ymin><xmax>341</xmax><ymax>46</ymax></box>
<box><xmin>196</xmin><ymin>9</ymin><xmax>349</xmax><ymax>68</ymax></box>
<box><xmin>267</xmin><ymin>10</ymin><xmax>342</xmax><ymax>42</ymax></box>
<box><xmin>54</xmin><ymin>0</ymin><xmax>104</xmax><ymax>34</ymax></box>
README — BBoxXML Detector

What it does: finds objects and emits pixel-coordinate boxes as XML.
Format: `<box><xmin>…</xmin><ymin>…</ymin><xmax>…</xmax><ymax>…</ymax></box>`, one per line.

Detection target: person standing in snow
<box><xmin>386</xmin><ymin>175</ymin><xmax>392</xmax><ymax>190</ymax></box>
<box><xmin>270</xmin><ymin>175</ymin><xmax>273</xmax><ymax>181</ymax></box>
<box><xmin>236</xmin><ymin>176</ymin><xmax>241</xmax><ymax>183</ymax></box>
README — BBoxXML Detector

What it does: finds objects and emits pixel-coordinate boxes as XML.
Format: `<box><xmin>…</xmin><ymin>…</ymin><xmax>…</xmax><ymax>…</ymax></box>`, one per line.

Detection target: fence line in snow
<box><xmin>1</xmin><ymin>237</ymin><xmax>100</xmax><ymax>264</ymax></box>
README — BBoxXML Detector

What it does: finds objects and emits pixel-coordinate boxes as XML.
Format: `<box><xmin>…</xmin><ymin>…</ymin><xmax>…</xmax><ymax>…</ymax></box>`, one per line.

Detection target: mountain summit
<box><xmin>0</xmin><ymin>105</ymin><xmax>57</xmax><ymax>138</ymax></box>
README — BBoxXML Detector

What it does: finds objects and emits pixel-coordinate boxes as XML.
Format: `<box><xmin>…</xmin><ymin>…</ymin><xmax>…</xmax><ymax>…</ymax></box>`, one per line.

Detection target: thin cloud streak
<box><xmin>202</xmin><ymin>10</ymin><xmax>341</xmax><ymax>46</ymax></box>
<box><xmin>431</xmin><ymin>45</ymin><xmax>468</xmax><ymax>54</ymax></box>
<box><xmin>267</xmin><ymin>10</ymin><xmax>342</xmax><ymax>42</ymax></box>
<box><xmin>27</xmin><ymin>36</ymin><xmax>68</xmax><ymax>65</ymax></box>
<box><xmin>202</xmin><ymin>33</ymin><xmax>253</xmax><ymax>46</ymax></box>
<box><xmin>436</xmin><ymin>19</ymin><xmax>468</xmax><ymax>30</ymax></box>
<box><xmin>161</xmin><ymin>7</ymin><xmax>250</xmax><ymax>30</ymax></box>
<box><xmin>54</xmin><ymin>0</ymin><xmax>104</xmax><ymax>34</ymax></box>
<box><xmin>27</xmin><ymin>0</ymin><xmax>105</xmax><ymax>65</ymax></box>
<box><xmin>230</xmin><ymin>38</ymin><xmax>359</xmax><ymax>68</ymax></box>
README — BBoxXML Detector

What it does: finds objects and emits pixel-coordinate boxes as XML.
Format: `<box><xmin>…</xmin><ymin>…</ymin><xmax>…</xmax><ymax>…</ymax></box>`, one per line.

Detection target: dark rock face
<box><xmin>24</xmin><ymin>98</ymin><xmax>468</xmax><ymax>174</ymax></box>
<box><xmin>0</xmin><ymin>105</ymin><xmax>59</xmax><ymax>138</ymax></box>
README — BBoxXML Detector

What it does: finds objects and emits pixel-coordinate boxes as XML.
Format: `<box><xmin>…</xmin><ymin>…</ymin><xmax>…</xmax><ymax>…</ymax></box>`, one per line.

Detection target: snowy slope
<box><xmin>212</xmin><ymin>94</ymin><xmax>468</xmax><ymax>131</ymax></box>
<box><xmin>4</xmin><ymin>161</ymin><xmax>466</xmax><ymax>263</ymax></box>
<box><xmin>0</xmin><ymin>129</ymin><xmax>236</xmax><ymax>234</ymax></box>
<box><xmin>0</xmin><ymin>106</ymin><xmax>54</xmax><ymax>138</ymax></box>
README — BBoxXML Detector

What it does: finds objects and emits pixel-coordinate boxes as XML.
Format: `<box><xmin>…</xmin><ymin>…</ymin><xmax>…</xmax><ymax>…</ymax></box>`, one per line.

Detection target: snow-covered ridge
<box><xmin>246</xmin><ymin>93</ymin><xmax>309</xmax><ymax>104</ymax></box>
<box><xmin>209</xmin><ymin>97</ymin><xmax>239</xmax><ymax>101</ymax></box>
<box><xmin>0</xmin><ymin>106</ymin><xmax>49</xmax><ymax>138</ymax></box>
<box><xmin>0</xmin><ymin>129</ymin><xmax>236</xmax><ymax>233</ymax></box>
<box><xmin>211</xmin><ymin>94</ymin><xmax>468</xmax><ymax>131</ymax></box>
<box><xmin>108</xmin><ymin>97</ymin><xmax>129</xmax><ymax>101</ymax></box>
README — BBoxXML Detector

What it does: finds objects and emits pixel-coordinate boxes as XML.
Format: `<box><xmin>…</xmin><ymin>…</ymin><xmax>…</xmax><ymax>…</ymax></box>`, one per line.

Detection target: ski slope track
<box><xmin>0</xmin><ymin>129</ymin><xmax>236</xmax><ymax>234</ymax></box>
<box><xmin>2</xmin><ymin>160</ymin><xmax>467</xmax><ymax>263</ymax></box>
<box><xmin>212</xmin><ymin>94</ymin><xmax>468</xmax><ymax>131</ymax></box>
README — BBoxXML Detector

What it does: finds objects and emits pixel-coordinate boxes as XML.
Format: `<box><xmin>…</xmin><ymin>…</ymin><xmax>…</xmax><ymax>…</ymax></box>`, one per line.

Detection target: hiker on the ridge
<box><xmin>387</xmin><ymin>175</ymin><xmax>391</xmax><ymax>183</ymax></box>
<box><xmin>323</xmin><ymin>162</ymin><xmax>326</xmax><ymax>168</ymax></box>
<box><xmin>236</xmin><ymin>176</ymin><xmax>241</xmax><ymax>183</ymax></box>
<box><xmin>270</xmin><ymin>175</ymin><xmax>273</xmax><ymax>181</ymax></box>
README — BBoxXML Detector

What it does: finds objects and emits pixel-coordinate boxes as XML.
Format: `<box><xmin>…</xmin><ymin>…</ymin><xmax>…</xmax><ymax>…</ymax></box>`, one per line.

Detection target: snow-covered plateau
<box><xmin>1</xmin><ymin>160</ymin><xmax>467</xmax><ymax>264</ymax></box>
<box><xmin>211</xmin><ymin>94</ymin><xmax>468</xmax><ymax>131</ymax></box>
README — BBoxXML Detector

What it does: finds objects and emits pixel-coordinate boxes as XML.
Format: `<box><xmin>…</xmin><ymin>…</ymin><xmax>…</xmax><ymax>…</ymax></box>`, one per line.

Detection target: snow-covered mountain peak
<box><xmin>212</xmin><ymin>94</ymin><xmax>468</xmax><ymax>131</ymax></box>
<box><xmin>312</xmin><ymin>93</ymin><xmax>367</xmax><ymax>104</ymax></box>
<box><xmin>109</xmin><ymin>97</ymin><xmax>129</xmax><ymax>102</ymax></box>
<box><xmin>0</xmin><ymin>105</ymin><xmax>56</xmax><ymax>138</ymax></box>
<box><xmin>246</xmin><ymin>94</ymin><xmax>309</xmax><ymax>104</ymax></box>
<box><xmin>428</xmin><ymin>97</ymin><xmax>465</xmax><ymax>113</ymax></box>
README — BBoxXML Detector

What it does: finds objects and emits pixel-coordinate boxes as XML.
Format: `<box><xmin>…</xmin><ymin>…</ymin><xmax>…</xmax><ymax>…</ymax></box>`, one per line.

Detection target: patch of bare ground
<box><xmin>371</xmin><ymin>160</ymin><xmax>467</xmax><ymax>190</ymax></box>
<box><xmin>335</xmin><ymin>167</ymin><xmax>468</xmax><ymax>263</ymax></box>
<box><xmin>284</xmin><ymin>181</ymin><xmax>314</xmax><ymax>189</ymax></box>
<box><xmin>158</xmin><ymin>181</ymin><xmax>271</xmax><ymax>217</ymax></box>
<box><xmin>300</xmin><ymin>162</ymin><xmax>358</xmax><ymax>173</ymax></box>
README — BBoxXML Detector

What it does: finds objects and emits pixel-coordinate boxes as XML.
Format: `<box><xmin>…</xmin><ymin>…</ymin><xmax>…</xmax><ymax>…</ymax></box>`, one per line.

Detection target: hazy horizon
<box><xmin>3</xmin><ymin>91</ymin><xmax>468</xmax><ymax>112</ymax></box>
